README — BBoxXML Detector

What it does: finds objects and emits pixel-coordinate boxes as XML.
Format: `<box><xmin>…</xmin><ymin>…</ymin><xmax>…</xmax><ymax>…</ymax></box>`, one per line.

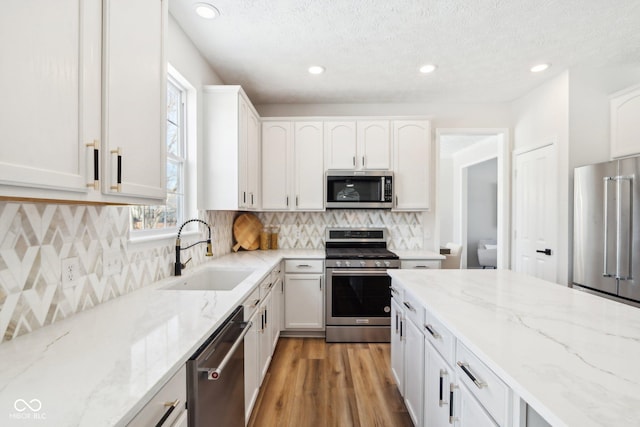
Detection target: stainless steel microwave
<box><xmin>326</xmin><ymin>171</ymin><xmax>393</xmax><ymax>209</ymax></box>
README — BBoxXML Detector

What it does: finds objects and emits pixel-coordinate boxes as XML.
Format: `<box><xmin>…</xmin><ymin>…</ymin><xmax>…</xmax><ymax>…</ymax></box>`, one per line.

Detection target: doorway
<box><xmin>435</xmin><ymin>129</ymin><xmax>510</xmax><ymax>269</ymax></box>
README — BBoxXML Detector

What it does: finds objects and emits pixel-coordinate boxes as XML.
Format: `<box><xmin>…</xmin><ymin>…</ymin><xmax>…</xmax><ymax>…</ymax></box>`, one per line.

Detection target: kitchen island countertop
<box><xmin>387</xmin><ymin>269</ymin><xmax>640</xmax><ymax>427</ymax></box>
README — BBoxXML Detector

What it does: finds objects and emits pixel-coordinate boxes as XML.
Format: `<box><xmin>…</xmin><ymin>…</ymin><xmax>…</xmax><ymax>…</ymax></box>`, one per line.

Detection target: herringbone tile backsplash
<box><xmin>0</xmin><ymin>203</ymin><xmax>423</xmax><ymax>342</ymax></box>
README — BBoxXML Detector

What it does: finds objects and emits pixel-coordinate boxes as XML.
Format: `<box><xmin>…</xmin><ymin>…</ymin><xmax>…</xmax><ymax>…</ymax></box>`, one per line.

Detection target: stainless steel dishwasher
<box><xmin>187</xmin><ymin>306</ymin><xmax>250</xmax><ymax>427</ymax></box>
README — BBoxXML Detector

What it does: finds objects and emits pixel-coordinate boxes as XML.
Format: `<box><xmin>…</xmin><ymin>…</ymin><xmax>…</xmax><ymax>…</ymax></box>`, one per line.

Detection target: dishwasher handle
<box><xmin>200</xmin><ymin>320</ymin><xmax>252</xmax><ymax>380</ymax></box>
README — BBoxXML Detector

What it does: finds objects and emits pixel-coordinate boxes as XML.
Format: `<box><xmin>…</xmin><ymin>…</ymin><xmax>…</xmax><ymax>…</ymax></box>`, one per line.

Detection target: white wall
<box><xmin>511</xmin><ymin>72</ymin><xmax>570</xmax><ymax>284</ymax></box>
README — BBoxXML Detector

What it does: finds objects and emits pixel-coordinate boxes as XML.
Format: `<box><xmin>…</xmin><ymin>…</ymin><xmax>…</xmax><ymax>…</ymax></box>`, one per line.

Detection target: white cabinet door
<box><xmin>325</xmin><ymin>121</ymin><xmax>357</xmax><ymax>170</ymax></box>
<box><xmin>261</xmin><ymin>121</ymin><xmax>292</xmax><ymax>210</ymax></box>
<box><xmin>404</xmin><ymin>318</ymin><xmax>424</xmax><ymax>427</ymax></box>
<box><xmin>284</xmin><ymin>274</ymin><xmax>324</xmax><ymax>329</ymax></box>
<box><xmin>0</xmin><ymin>0</ymin><xmax>99</xmax><ymax>195</ymax></box>
<box><xmin>246</xmin><ymin>109</ymin><xmax>261</xmax><ymax>208</ymax></box>
<box><xmin>294</xmin><ymin>122</ymin><xmax>325</xmax><ymax>210</ymax></box>
<box><xmin>457</xmin><ymin>382</ymin><xmax>498</xmax><ymax>427</ymax></box>
<box><xmin>244</xmin><ymin>312</ymin><xmax>260</xmax><ymax>422</ymax></box>
<box><xmin>424</xmin><ymin>342</ymin><xmax>454</xmax><ymax>427</ymax></box>
<box><xmin>390</xmin><ymin>298</ymin><xmax>405</xmax><ymax>395</ymax></box>
<box><xmin>102</xmin><ymin>0</ymin><xmax>166</xmax><ymax>202</ymax></box>
<box><xmin>393</xmin><ymin>120</ymin><xmax>431</xmax><ymax>210</ymax></box>
<box><xmin>358</xmin><ymin>120</ymin><xmax>391</xmax><ymax>170</ymax></box>
<box><xmin>611</xmin><ymin>84</ymin><xmax>640</xmax><ymax>159</ymax></box>
<box><xmin>258</xmin><ymin>289</ymin><xmax>274</xmax><ymax>381</ymax></box>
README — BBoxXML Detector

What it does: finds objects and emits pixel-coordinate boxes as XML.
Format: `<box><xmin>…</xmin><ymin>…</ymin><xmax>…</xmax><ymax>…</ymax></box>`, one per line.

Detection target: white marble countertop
<box><xmin>387</xmin><ymin>269</ymin><xmax>640</xmax><ymax>427</ymax></box>
<box><xmin>0</xmin><ymin>249</ymin><xmax>323</xmax><ymax>427</ymax></box>
<box><xmin>393</xmin><ymin>249</ymin><xmax>445</xmax><ymax>260</ymax></box>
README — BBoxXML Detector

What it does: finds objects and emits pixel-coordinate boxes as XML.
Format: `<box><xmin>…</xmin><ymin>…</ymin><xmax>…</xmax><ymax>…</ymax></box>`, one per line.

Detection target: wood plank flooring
<box><xmin>248</xmin><ymin>338</ymin><xmax>414</xmax><ymax>427</ymax></box>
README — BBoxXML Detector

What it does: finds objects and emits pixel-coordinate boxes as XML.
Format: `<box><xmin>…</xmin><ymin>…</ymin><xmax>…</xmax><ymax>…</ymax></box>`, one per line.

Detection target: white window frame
<box><xmin>129</xmin><ymin>64</ymin><xmax>197</xmax><ymax>243</ymax></box>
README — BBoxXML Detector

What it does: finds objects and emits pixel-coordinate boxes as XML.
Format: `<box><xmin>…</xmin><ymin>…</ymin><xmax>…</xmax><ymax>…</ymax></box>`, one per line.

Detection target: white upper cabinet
<box><xmin>325</xmin><ymin>120</ymin><xmax>391</xmax><ymax>170</ymax></box>
<box><xmin>0</xmin><ymin>0</ymin><xmax>167</xmax><ymax>204</ymax></box>
<box><xmin>0</xmin><ymin>0</ymin><xmax>95</xmax><ymax>195</ymax></box>
<box><xmin>294</xmin><ymin>122</ymin><xmax>324</xmax><ymax>210</ymax></box>
<box><xmin>200</xmin><ymin>86</ymin><xmax>261</xmax><ymax>210</ymax></box>
<box><xmin>324</xmin><ymin>121</ymin><xmax>357</xmax><ymax>170</ymax></box>
<box><xmin>261</xmin><ymin>120</ymin><xmax>324</xmax><ymax>211</ymax></box>
<box><xmin>393</xmin><ymin>120</ymin><xmax>431</xmax><ymax>210</ymax></box>
<box><xmin>102</xmin><ymin>0</ymin><xmax>167</xmax><ymax>202</ymax></box>
<box><xmin>610</xmin><ymin>84</ymin><xmax>640</xmax><ymax>159</ymax></box>
<box><xmin>262</xmin><ymin>121</ymin><xmax>292</xmax><ymax>210</ymax></box>
<box><xmin>357</xmin><ymin>120</ymin><xmax>391</xmax><ymax>169</ymax></box>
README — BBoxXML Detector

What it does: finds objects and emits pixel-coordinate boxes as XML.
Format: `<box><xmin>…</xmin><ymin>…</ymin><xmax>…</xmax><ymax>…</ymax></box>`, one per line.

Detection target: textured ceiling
<box><xmin>169</xmin><ymin>0</ymin><xmax>640</xmax><ymax>105</ymax></box>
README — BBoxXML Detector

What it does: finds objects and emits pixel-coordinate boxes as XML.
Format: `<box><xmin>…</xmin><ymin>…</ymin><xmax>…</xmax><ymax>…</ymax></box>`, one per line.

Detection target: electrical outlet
<box><xmin>61</xmin><ymin>257</ymin><xmax>80</xmax><ymax>289</ymax></box>
<box><xmin>103</xmin><ymin>250</ymin><xmax>122</xmax><ymax>276</ymax></box>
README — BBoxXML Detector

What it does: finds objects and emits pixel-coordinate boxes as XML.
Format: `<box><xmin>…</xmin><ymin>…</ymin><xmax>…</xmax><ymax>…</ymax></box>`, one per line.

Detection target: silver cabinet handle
<box><xmin>362</xmin><ymin>156</ymin><xmax>365</xmax><ymax>167</ymax></box>
<box><xmin>424</xmin><ymin>324</ymin><xmax>441</xmax><ymax>339</ymax></box>
<box><xmin>439</xmin><ymin>369</ymin><xmax>448</xmax><ymax>407</ymax></box>
<box><xmin>457</xmin><ymin>361</ymin><xmax>487</xmax><ymax>389</ymax></box>
<box><xmin>86</xmin><ymin>140</ymin><xmax>100</xmax><ymax>189</ymax></box>
<box><xmin>297</xmin><ymin>264</ymin><xmax>312</xmax><ymax>268</ymax></box>
<box><xmin>352</xmin><ymin>156</ymin><xmax>356</xmax><ymax>166</ymax></box>
<box><xmin>202</xmin><ymin>321</ymin><xmax>252</xmax><ymax>380</ymax></box>
<box><xmin>403</xmin><ymin>301</ymin><xmax>416</xmax><ymax>312</ymax></box>
<box><xmin>156</xmin><ymin>399</ymin><xmax>180</xmax><ymax>427</ymax></box>
<box><xmin>449</xmin><ymin>383</ymin><xmax>458</xmax><ymax>424</ymax></box>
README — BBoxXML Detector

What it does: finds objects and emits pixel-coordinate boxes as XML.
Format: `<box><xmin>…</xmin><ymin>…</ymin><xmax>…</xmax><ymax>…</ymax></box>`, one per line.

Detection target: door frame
<box><xmin>434</xmin><ymin>128</ymin><xmax>511</xmax><ymax>269</ymax></box>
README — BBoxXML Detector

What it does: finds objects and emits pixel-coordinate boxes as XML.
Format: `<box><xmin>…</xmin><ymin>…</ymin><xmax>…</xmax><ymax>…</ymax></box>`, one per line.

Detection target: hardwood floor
<box><xmin>248</xmin><ymin>338</ymin><xmax>414</xmax><ymax>427</ymax></box>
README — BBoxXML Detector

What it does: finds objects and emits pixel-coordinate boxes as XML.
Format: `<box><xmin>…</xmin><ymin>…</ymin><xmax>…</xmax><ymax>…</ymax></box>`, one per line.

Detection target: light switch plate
<box><xmin>61</xmin><ymin>257</ymin><xmax>80</xmax><ymax>289</ymax></box>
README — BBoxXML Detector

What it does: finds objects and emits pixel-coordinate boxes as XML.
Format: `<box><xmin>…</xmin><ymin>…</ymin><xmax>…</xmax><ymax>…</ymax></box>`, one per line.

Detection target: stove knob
<box><xmin>360</xmin><ymin>261</ymin><xmax>366</xmax><ymax>267</ymax></box>
<box><xmin>375</xmin><ymin>261</ymin><xmax>382</xmax><ymax>267</ymax></box>
<box><xmin>384</xmin><ymin>261</ymin><xmax>391</xmax><ymax>267</ymax></box>
<box><xmin>345</xmin><ymin>261</ymin><xmax>351</xmax><ymax>267</ymax></box>
<box><xmin>336</xmin><ymin>261</ymin><xmax>342</xmax><ymax>267</ymax></box>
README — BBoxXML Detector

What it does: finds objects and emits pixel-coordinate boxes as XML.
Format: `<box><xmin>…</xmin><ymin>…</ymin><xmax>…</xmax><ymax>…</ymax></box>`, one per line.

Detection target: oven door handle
<box><xmin>329</xmin><ymin>269</ymin><xmax>390</xmax><ymax>276</ymax></box>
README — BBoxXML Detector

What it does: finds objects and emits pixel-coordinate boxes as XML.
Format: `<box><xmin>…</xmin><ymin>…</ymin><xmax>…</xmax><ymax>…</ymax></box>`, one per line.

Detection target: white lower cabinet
<box><xmin>424</xmin><ymin>342</ymin><xmax>454</xmax><ymax>427</ymax></box>
<box><xmin>404</xmin><ymin>315</ymin><xmax>425</xmax><ymax>426</ymax></box>
<box><xmin>243</xmin><ymin>288</ymin><xmax>261</xmax><ymax>424</ymax></box>
<box><xmin>284</xmin><ymin>260</ymin><xmax>324</xmax><ymax>330</ymax></box>
<box><xmin>457</xmin><ymin>381</ymin><xmax>499</xmax><ymax>427</ymax></box>
<box><xmin>127</xmin><ymin>365</ymin><xmax>186</xmax><ymax>427</ymax></box>
<box><xmin>258</xmin><ymin>286</ymin><xmax>274</xmax><ymax>380</ymax></box>
<box><xmin>391</xmin><ymin>279</ymin><xmax>514</xmax><ymax>427</ymax></box>
<box><xmin>390</xmin><ymin>296</ymin><xmax>405</xmax><ymax>393</ymax></box>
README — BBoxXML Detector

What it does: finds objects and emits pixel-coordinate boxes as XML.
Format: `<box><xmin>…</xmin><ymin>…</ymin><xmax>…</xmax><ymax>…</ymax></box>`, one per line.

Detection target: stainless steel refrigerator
<box><xmin>573</xmin><ymin>157</ymin><xmax>640</xmax><ymax>305</ymax></box>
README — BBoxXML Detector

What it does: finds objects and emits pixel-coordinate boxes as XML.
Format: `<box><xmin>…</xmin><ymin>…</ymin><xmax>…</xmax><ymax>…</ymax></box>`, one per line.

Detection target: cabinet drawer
<box><xmin>127</xmin><ymin>366</ymin><xmax>186</xmax><ymax>427</ymax></box>
<box><xmin>244</xmin><ymin>287</ymin><xmax>261</xmax><ymax>320</ymax></box>
<box><xmin>455</xmin><ymin>342</ymin><xmax>509</xmax><ymax>426</ymax></box>
<box><xmin>423</xmin><ymin>310</ymin><xmax>456</xmax><ymax>365</ymax></box>
<box><xmin>285</xmin><ymin>259</ymin><xmax>324</xmax><ymax>273</ymax></box>
<box><xmin>259</xmin><ymin>274</ymin><xmax>277</xmax><ymax>299</ymax></box>
<box><xmin>401</xmin><ymin>288</ymin><xmax>425</xmax><ymax>328</ymax></box>
<box><xmin>401</xmin><ymin>260</ymin><xmax>441</xmax><ymax>269</ymax></box>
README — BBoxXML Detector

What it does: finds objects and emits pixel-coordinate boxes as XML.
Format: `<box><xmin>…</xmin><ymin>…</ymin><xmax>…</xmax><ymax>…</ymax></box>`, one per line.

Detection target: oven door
<box><xmin>325</xmin><ymin>268</ymin><xmax>392</xmax><ymax>326</ymax></box>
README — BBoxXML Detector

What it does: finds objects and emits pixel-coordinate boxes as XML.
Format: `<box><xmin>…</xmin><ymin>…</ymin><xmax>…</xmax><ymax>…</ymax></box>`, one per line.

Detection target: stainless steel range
<box><xmin>325</xmin><ymin>228</ymin><xmax>400</xmax><ymax>343</ymax></box>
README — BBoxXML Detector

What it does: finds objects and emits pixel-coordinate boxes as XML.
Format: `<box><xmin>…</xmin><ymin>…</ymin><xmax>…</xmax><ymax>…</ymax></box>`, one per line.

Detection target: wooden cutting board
<box><xmin>232</xmin><ymin>213</ymin><xmax>262</xmax><ymax>252</ymax></box>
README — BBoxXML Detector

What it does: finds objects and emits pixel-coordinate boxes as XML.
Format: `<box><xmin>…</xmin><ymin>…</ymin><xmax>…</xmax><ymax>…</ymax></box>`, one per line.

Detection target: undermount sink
<box><xmin>162</xmin><ymin>266</ymin><xmax>254</xmax><ymax>291</ymax></box>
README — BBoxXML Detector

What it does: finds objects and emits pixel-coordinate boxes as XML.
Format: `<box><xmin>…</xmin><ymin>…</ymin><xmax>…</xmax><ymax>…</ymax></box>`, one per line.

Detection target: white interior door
<box><xmin>514</xmin><ymin>145</ymin><xmax>557</xmax><ymax>282</ymax></box>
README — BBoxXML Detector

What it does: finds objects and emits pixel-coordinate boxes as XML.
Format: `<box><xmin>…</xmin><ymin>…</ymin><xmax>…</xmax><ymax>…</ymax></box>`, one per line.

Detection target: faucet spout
<box><xmin>175</xmin><ymin>219</ymin><xmax>214</xmax><ymax>276</ymax></box>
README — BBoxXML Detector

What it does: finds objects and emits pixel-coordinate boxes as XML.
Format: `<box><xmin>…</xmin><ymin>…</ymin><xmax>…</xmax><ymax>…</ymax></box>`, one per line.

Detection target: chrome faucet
<box><xmin>175</xmin><ymin>219</ymin><xmax>214</xmax><ymax>276</ymax></box>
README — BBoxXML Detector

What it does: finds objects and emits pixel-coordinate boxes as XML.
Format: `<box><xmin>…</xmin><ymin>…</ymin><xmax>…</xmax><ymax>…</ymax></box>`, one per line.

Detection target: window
<box><xmin>130</xmin><ymin>66</ymin><xmax>195</xmax><ymax>238</ymax></box>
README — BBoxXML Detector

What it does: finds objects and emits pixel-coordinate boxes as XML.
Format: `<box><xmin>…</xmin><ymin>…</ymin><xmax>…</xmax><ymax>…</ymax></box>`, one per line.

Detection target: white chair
<box><xmin>441</xmin><ymin>242</ymin><xmax>463</xmax><ymax>269</ymax></box>
<box><xmin>477</xmin><ymin>239</ymin><xmax>497</xmax><ymax>269</ymax></box>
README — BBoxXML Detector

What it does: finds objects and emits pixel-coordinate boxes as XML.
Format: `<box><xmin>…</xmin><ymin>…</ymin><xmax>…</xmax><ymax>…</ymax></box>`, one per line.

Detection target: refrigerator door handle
<box><xmin>616</xmin><ymin>175</ymin><xmax>633</xmax><ymax>280</ymax></box>
<box><xmin>603</xmin><ymin>177</ymin><xmax>615</xmax><ymax>278</ymax></box>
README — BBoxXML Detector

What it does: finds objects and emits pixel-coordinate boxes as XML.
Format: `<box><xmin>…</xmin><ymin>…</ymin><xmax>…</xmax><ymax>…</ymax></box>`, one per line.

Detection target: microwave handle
<box><xmin>381</xmin><ymin>177</ymin><xmax>385</xmax><ymax>202</ymax></box>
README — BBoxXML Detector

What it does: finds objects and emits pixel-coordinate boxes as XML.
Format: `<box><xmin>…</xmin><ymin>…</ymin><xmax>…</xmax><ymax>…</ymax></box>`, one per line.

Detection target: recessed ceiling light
<box><xmin>530</xmin><ymin>63</ymin><xmax>550</xmax><ymax>73</ymax></box>
<box><xmin>308</xmin><ymin>66</ymin><xmax>325</xmax><ymax>75</ymax></box>
<box><xmin>419</xmin><ymin>64</ymin><xmax>437</xmax><ymax>74</ymax></box>
<box><xmin>194</xmin><ymin>3</ymin><xmax>219</xmax><ymax>19</ymax></box>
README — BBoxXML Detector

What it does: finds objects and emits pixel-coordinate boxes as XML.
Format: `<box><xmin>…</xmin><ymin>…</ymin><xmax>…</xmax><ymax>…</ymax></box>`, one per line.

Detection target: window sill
<box><xmin>128</xmin><ymin>229</ymin><xmax>199</xmax><ymax>248</ymax></box>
